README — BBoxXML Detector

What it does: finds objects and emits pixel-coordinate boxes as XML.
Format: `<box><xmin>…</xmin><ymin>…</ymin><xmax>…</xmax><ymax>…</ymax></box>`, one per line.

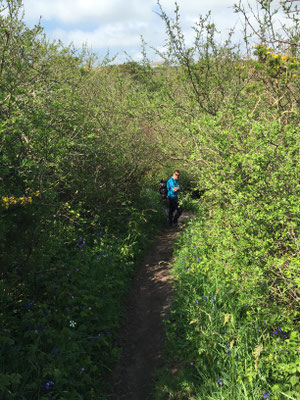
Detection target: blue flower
<box><xmin>45</xmin><ymin>381</ymin><xmax>54</xmax><ymax>390</ymax></box>
<box><xmin>202</xmin><ymin>296</ymin><xmax>207</xmax><ymax>301</ymax></box>
<box><xmin>217</xmin><ymin>378</ymin><xmax>223</xmax><ymax>386</ymax></box>
<box><xmin>263</xmin><ymin>392</ymin><xmax>269</xmax><ymax>399</ymax></box>
<box><xmin>53</xmin><ymin>349</ymin><xmax>59</xmax><ymax>355</ymax></box>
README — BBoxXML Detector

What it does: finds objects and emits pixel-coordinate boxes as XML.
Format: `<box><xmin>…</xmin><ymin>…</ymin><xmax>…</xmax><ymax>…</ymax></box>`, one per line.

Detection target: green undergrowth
<box><xmin>0</xmin><ymin>189</ymin><xmax>166</xmax><ymax>399</ymax></box>
<box><xmin>153</xmin><ymin>204</ymin><xmax>299</xmax><ymax>400</ymax></box>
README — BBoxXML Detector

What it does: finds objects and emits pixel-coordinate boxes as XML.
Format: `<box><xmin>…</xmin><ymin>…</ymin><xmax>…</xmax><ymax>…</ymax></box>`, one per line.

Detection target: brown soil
<box><xmin>109</xmin><ymin>214</ymin><xmax>191</xmax><ymax>400</ymax></box>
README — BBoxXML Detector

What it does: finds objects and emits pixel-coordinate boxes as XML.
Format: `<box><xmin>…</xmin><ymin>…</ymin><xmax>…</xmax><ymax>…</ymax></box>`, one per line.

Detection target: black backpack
<box><xmin>159</xmin><ymin>179</ymin><xmax>168</xmax><ymax>200</ymax></box>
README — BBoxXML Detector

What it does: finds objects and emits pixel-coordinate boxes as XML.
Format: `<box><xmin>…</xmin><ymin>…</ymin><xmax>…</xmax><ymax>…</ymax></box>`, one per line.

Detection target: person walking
<box><xmin>167</xmin><ymin>170</ymin><xmax>183</xmax><ymax>226</ymax></box>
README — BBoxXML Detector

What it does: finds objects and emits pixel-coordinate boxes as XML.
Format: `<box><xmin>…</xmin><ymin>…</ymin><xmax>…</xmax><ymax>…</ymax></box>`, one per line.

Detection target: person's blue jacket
<box><xmin>167</xmin><ymin>177</ymin><xmax>181</xmax><ymax>198</ymax></box>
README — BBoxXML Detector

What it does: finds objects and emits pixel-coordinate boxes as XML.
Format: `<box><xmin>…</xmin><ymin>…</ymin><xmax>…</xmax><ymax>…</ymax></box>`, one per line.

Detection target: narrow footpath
<box><xmin>110</xmin><ymin>214</ymin><xmax>191</xmax><ymax>400</ymax></box>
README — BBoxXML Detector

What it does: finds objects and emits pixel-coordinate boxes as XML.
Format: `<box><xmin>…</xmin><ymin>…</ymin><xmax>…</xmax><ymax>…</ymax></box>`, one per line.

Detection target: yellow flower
<box><xmin>35</xmin><ymin>190</ymin><xmax>40</xmax><ymax>197</ymax></box>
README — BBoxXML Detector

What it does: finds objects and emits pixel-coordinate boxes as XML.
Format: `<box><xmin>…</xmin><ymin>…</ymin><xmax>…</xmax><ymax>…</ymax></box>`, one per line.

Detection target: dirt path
<box><xmin>109</xmin><ymin>214</ymin><xmax>191</xmax><ymax>400</ymax></box>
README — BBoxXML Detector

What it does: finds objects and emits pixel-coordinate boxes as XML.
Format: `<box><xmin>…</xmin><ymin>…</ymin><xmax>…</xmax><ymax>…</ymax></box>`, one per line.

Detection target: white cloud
<box><xmin>158</xmin><ymin>0</ymin><xmax>235</xmax><ymax>15</ymax></box>
<box><xmin>50</xmin><ymin>21</ymin><xmax>149</xmax><ymax>48</ymax></box>
<box><xmin>23</xmin><ymin>0</ymin><xmax>155</xmax><ymax>24</ymax></box>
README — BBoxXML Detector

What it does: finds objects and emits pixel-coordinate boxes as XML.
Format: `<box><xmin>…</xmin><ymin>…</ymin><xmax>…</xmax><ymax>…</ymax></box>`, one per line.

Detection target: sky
<box><xmin>20</xmin><ymin>0</ymin><xmax>280</xmax><ymax>63</ymax></box>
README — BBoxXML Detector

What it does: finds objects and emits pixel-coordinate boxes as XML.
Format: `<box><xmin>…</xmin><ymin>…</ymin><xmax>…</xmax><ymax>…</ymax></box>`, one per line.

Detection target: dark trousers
<box><xmin>168</xmin><ymin>197</ymin><xmax>182</xmax><ymax>225</ymax></box>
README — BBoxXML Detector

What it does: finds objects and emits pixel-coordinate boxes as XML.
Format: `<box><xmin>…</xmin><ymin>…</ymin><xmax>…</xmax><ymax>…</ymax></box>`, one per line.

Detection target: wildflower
<box><xmin>263</xmin><ymin>392</ymin><xmax>269</xmax><ymax>399</ymax></box>
<box><xmin>202</xmin><ymin>296</ymin><xmax>207</xmax><ymax>301</ymax></box>
<box><xmin>53</xmin><ymin>349</ymin><xmax>59</xmax><ymax>355</ymax></box>
<box><xmin>217</xmin><ymin>378</ymin><xmax>223</xmax><ymax>386</ymax></box>
<box><xmin>190</xmin><ymin>362</ymin><xmax>194</xmax><ymax>366</ymax></box>
<box><xmin>69</xmin><ymin>320</ymin><xmax>76</xmax><ymax>328</ymax></box>
<box><xmin>65</xmin><ymin>307</ymin><xmax>70</xmax><ymax>311</ymax></box>
<box><xmin>88</xmin><ymin>307</ymin><xmax>92</xmax><ymax>310</ymax></box>
<box><xmin>80</xmin><ymin>368</ymin><xmax>85</xmax><ymax>374</ymax></box>
<box><xmin>45</xmin><ymin>381</ymin><xmax>54</xmax><ymax>390</ymax></box>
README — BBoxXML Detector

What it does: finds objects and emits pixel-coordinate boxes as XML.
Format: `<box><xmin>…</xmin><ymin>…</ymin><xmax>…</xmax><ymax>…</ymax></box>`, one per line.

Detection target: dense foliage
<box><xmin>0</xmin><ymin>0</ymin><xmax>299</xmax><ymax>399</ymax></box>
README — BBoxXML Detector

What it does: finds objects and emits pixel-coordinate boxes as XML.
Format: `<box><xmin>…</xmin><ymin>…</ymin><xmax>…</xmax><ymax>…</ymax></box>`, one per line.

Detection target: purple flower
<box><xmin>65</xmin><ymin>307</ymin><xmax>70</xmax><ymax>312</ymax></box>
<box><xmin>88</xmin><ymin>307</ymin><xmax>92</xmax><ymax>310</ymax></box>
<box><xmin>195</xmin><ymin>300</ymin><xmax>198</xmax><ymax>304</ymax></box>
<box><xmin>263</xmin><ymin>393</ymin><xmax>269</xmax><ymax>399</ymax></box>
<box><xmin>45</xmin><ymin>381</ymin><xmax>54</xmax><ymax>390</ymax></box>
<box><xmin>53</xmin><ymin>348</ymin><xmax>59</xmax><ymax>355</ymax></box>
<box><xmin>217</xmin><ymin>378</ymin><xmax>223</xmax><ymax>386</ymax></box>
<box><xmin>202</xmin><ymin>296</ymin><xmax>207</xmax><ymax>301</ymax></box>
<box><xmin>273</xmin><ymin>330</ymin><xmax>278</xmax><ymax>335</ymax></box>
